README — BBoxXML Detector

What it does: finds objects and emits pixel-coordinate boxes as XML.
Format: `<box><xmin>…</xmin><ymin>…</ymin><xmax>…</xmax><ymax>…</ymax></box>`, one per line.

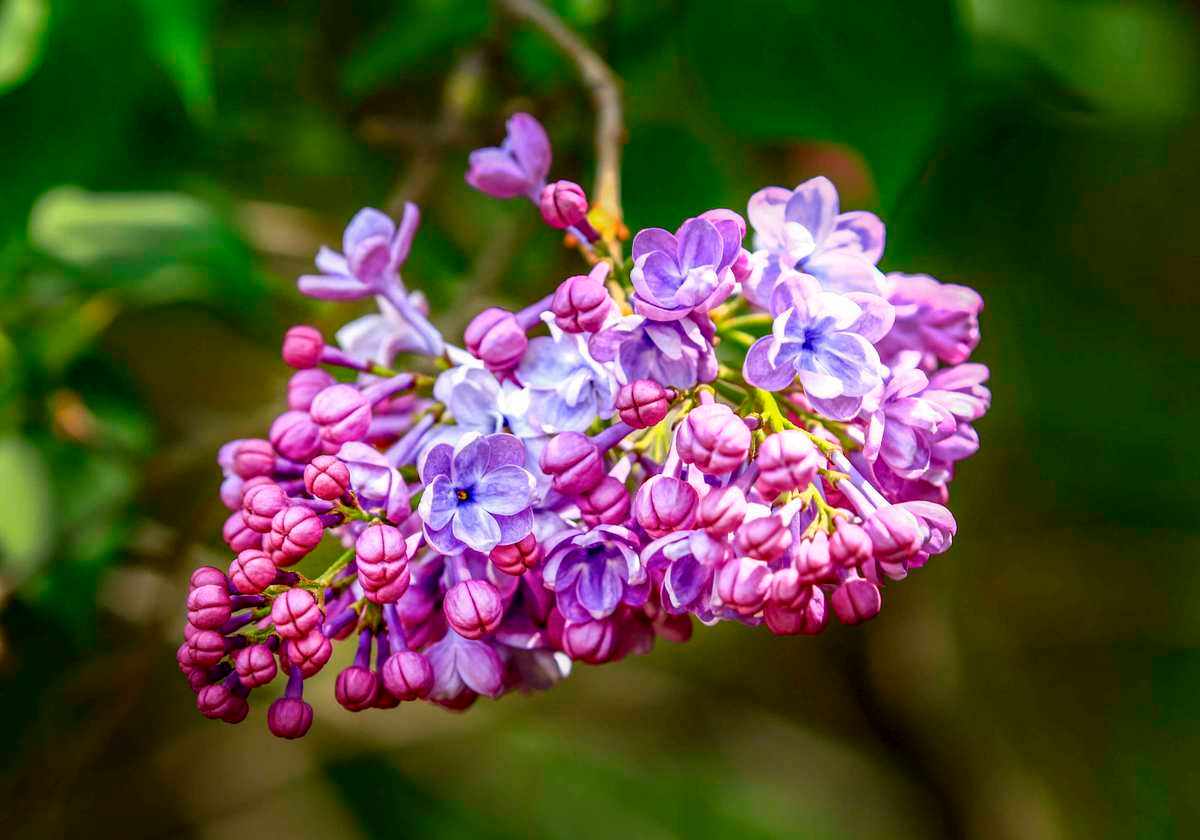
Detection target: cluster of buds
<box><xmin>179</xmin><ymin>113</ymin><xmax>989</xmax><ymax>738</ymax></box>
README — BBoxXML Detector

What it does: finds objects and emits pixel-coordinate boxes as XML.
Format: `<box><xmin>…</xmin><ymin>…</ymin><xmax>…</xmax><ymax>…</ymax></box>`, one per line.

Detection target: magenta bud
<box><xmin>561</xmin><ymin>617</ymin><xmax>617</xmax><ymax>664</ymax></box>
<box><xmin>831</xmin><ymin>578</ymin><xmax>882</xmax><ymax>625</ymax></box>
<box><xmin>578</xmin><ymin>476</ymin><xmax>631</xmax><ymax>527</ymax></box>
<box><xmin>615</xmin><ymin>380</ymin><xmax>673</xmax><ymax>429</ymax></box>
<box><xmin>229</xmin><ymin>549</ymin><xmax>277</xmax><ymax>594</ymax></box>
<box><xmin>282</xmin><ymin>325</ymin><xmax>324</xmax><ymax>369</ymax></box>
<box><xmin>551</xmin><ymin>272</ymin><xmax>612</xmax><ymax>333</ymax></box>
<box><xmin>464</xmin><ymin>307</ymin><xmax>528</xmax><ymax>371</ymax></box>
<box><xmin>310</xmin><ymin>384</ymin><xmax>371</xmax><ymax>445</ymax></box>
<box><xmin>356</xmin><ymin>523</ymin><xmax>409</xmax><ymax>601</ymax></box>
<box><xmin>381</xmin><ymin>651</ymin><xmax>434</xmax><ymax>701</ymax></box>
<box><xmin>220</xmin><ymin>474</ymin><xmax>244</xmax><ymax>511</ymax></box>
<box><xmin>734</xmin><ymin>515</ymin><xmax>792</xmax><ymax>563</ymax></box>
<box><xmin>539</xmin><ymin>179</ymin><xmax>589</xmax><ymax>229</ymax></box>
<box><xmin>715</xmin><ymin>556</ymin><xmax>772</xmax><ymax>615</ymax></box>
<box><xmin>267</xmin><ymin>506</ymin><xmax>325</xmax><ymax>565</ymax></box>
<box><xmin>335</xmin><ymin>666</ymin><xmax>379</xmax><ymax>712</ymax></box>
<box><xmin>288</xmin><ymin>368</ymin><xmax>336</xmax><ymax>411</ymax></box>
<box><xmin>176</xmin><ymin>641</ymin><xmax>196</xmax><ymax>673</ymax></box>
<box><xmin>864</xmin><ymin>505</ymin><xmax>923</xmax><ymax>562</ymax></box>
<box><xmin>755</xmin><ymin>430</ymin><xmax>822</xmax><ymax>496</ymax></box>
<box><xmin>791</xmin><ymin>530</ymin><xmax>834</xmax><ymax>584</ymax></box>
<box><xmin>268</xmin><ymin>697</ymin><xmax>313</xmax><ymax>739</ymax></box>
<box><xmin>632</xmin><ymin>475</ymin><xmax>698</xmax><ymax>538</ymax></box>
<box><xmin>197</xmin><ymin>682</ymin><xmax>238</xmax><ymax>720</ymax></box>
<box><xmin>764</xmin><ymin>572</ymin><xmax>828</xmax><ymax>635</ymax></box>
<box><xmin>232</xmin><ymin>439</ymin><xmax>276</xmax><ymax>479</ymax></box>
<box><xmin>489</xmin><ymin>533</ymin><xmax>541</xmax><ymax>576</ymax></box>
<box><xmin>271</xmin><ymin>588</ymin><xmax>322</xmax><ymax>640</ymax></box>
<box><xmin>283</xmin><ymin>628</ymin><xmax>333</xmax><ymax>677</ymax></box>
<box><xmin>187</xmin><ymin>630</ymin><xmax>230</xmax><ymax>669</ymax></box>
<box><xmin>696</xmin><ymin>486</ymin><xmax>748</xmax><ymax>536</ymax></box>
<box><xmin>443</xmin><ymin>580</ymin><xmax>503</xmax><ymax>640</ymax></box>
<box><xmin>242</xmin><ymin>482</ymin><xmax>288</xmax><ymax>533</ymax></box>
<box><xmin>269</xmin><ymin>410</ymin><xmax>322</xmax><ymax>462</ymax></box>
<box><xmin>221</xmin><ymin>697</ymin><xmax>250</xmax><ymax>724</ymax></box>
<box><xmin>186</xmin><ymin>584</ymin><xmax>233</xmax><ymax>630</ymax></box>
<box><xmin>540</xmin><ymin>432</ymin><xmax>604</xmax><ymax>494</ymax></box>
<box><xmin>234</xmin><ymin>643</ymin><xmax>278</xmax><ymax>688</ymax></box>
<box><xmin>373</xmin><ymin>686</ymin><xmax>401</xmax><ymax>709</ymax></box>
<box><xmin>676</xmin><ymin>403</ymin><xmax>751</xmax><ymax>476</ymax></box>
<box><xmin>361</xmin><ymin>569</ymin><xmax>411</xmax><ymax>605</ymax></box>
<box><xmin>304</xmin><ymin>455</ymin><xmax>351</xmax><ymax>501</ymax></box>
<box><xmin>189</xmin><ymin>566</ymin><xmax>227</xmax><ymax>591</ymax></box>
<box><xmin>830</xmin><ymin>520</ymin><xmax>873</xmax><ymax>568</ymax></box>
<box><xmin>223</xmin><ymin>512</ymin><xmax>262</xmax><ymax>554</ymax></box>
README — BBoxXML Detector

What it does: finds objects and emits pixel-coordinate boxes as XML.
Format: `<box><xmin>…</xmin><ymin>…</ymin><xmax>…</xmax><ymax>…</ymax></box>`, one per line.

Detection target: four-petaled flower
<box><xmin>418</xmin><ymin>433</ymin><xmax>536</xmax><ymax>554</ymax></box>
<box><xmin>542</xmin><ymin>526</ymin><xmax>648</xmax><ymax>623</ymax></box>
<box><xmin>629</xmin><ymin>211</ymin><xmax>744</xmax><ymax>321</ymax></box>
<box><xmin>516</xmin><ymin>323</ymin><xmax>617</xmax><ymax>433</ymax></box>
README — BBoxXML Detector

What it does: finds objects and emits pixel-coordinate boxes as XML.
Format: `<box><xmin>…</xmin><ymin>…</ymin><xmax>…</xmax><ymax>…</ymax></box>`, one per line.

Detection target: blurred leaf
<box><xmin>133</xmin><ymin>0</ymin><xmax>214</xmax><ymax>122</ymax></box>
<box><xmin>623</xmin><ymin>123</ymin><xmax>729</xmax><ymax>229</ymax></box>
<box><xmin>0</xmin><ymin>0</ymin><xmax>49</xmax><ymax>94</ymax></box>
<box><xmin>966</xmin><ymin>0</ymin><xmax>1199</xmax><ymax>122</ymax></box>
<box><xmin>0</xmin><ymin>435</ymin><xmax>51</xmax><ymax>585</ymax></box>
<box><xmin>342</xmin><ymin>0</ymin><xmax>488</xmax><ymax>98</ymax></box>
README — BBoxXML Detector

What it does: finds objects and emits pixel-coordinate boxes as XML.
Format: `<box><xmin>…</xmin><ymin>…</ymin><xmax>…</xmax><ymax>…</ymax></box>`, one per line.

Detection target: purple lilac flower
<box><xmin>336</xmin><ymin>442</ymin><xmax>409</xmax><ymax>522</ymax></box>
<box><xmin>465</xmin><ymin>113</ymin><xmax>551</xmax><ymax>201</ymax></box>
<box><xmin>542</xmin><ymin>525</ymin><xmax>648</xmax><ymax>623</ymax></box>
<box><xmin>298</xmin><ymin>204</ymin><xmax>442</xmax><ymax>355</ymax></box>
<box><xmin>629</xmin><ymin>211</ymin><xmax>744</xmax><ymax>321</ymax></box>
<box><xmin>589</xmin><ymin>313</ymin><xmax>718</xmax><ymax>389</ymax></box>
<box><xmin>642</xmin><ymin>530</ymin><xmax>726</xmax><ymax>618</ymax></box>
<box><xmin>875</xmin><ymin>272</ymin><xmax>983</xmax><ymax>370</ymax></box>
<box><xmin>335</xmin><ymin>291</ymin><xmax>434</xmax><ymax>369</ymax></box>
<box><xmin>742</xmin><ymin>275</ymin><xmax>894</xmax><ymax>419</ymax></box>
<box><xmin>418</xmin><ymin>433</ymin><xmax>537</xmax><ymax>554</ymax></box>
<box><xmin>864</xmin><ymin>365</ymin><xmax>958</xmax><ymax>480</ymax></box>
<box><xmin>424</xmin><ymin>629</ymin><xmax>504</xmax><ymax>700</ymax></box>
<box><xmin>433</xmin><ymin>365</ymin><xmax>537</xmax><ymax>438</ymax></box>
<box><xmin>746</xmin><ymin>176</ymin><xmax>886</xmax><ymax>300</ymax></box>
<box><xmin>515</xmin><ymin>325</ymin><xmax>617</xmax><ymax>433</ymax></box>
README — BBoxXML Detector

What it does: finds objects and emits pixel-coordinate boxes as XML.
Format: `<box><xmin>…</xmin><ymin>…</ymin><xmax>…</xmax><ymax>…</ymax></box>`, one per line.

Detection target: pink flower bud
<box><xmin>696</xmin><ymin>486</ymin><xmax>747</xmax><ymax>536</ymax></box>
<box><xmin>578</xmin><ymin>476</ymin><xmax>631</xmax><ymax>527</ymax></box>
<box><xmin>381</xmin><ymin>651</ymin><xmax>434</xmax><ymax>701</ymax></box>
<box><xmin>283</xmin><ymin>628</ymin><xmax>333</xmax><ymax>677</ymax></box>
<box><xmin>830</xmin><ymin>520</ymin><xmax>873</xmax><ymax>568</ymax></box>
<box><xmin>304</xmin><ymin>454</ymin><xmax>351</xmax><ymax>501</ymax></box>
<box><xmin>282</xmin><ymin>325</ymin><xmax>324</xmax><ymax>369</ymax></box>
<box><xmin>221</xmin><ymin>697</ymin><xmax>249</xmax><ymax>724</ymax></box>
<box><xmin>335</xmin><ymin>666</ymin><xmax>379</xmax><ymax>712</ymax></box>
<box><xmin>551</xmin><ymin>270</ymin><xmax>612</xmax><ymax>333</ymax></box>
<box><xmin>232</xmin><ymin>439</ymin><xmax>275</xmax><ymax>479</ymax></box>
<box><xmin>271</xmin><ymin>588</ymin><xmax>322</xmax><ymax>640</ymax></box>
<box><xmin>540</xmin><ymin>432</ymin><xmax>604</xmax><ymax>495</ymax></box>
<box><xmin>734</xmin><ymin>515</ymin><xmax>792</xmax><ymax>563</ymax></box>
<box><xmin>361</xmin><ymin>569</ymin><xmax>411</xmax><ymax>605</ymax></box>
<box><xmin>755</xmin><ymin>430</ymin><xmax>822</xmax><ymax>496</ymax></box>
<box><xmin>715</xmin><ymin>556</ymin><xmax>772</xmax><ymax>615</ymax></box>
<box><xmin>764</xmin><ymin>572</ymin><xmax>828</xmax><ymax>635</ymax></box>
<box><xmin>269</xmin><ymin>411</ymin><xmax>322</xmax><ymax>462</ymax></box>
<box><xmin>615</xmin><ymin>380</ymin><xmax>673</xmax><ymax>429</ymax></box>
<box><xmin>633</xmin><ymin>475</ymin><xmax>698</xmax><ymax>537</ymax></box>
<box><xmin>676</xmin><ymin>403</ymin><xmax>751</xmax><ymax>475</ymax></box>
<box><xmin>539</xmin><ymin>180</ymin><xmax>589</xmax><ymax>229</ymax></box>
<box><xmin>242</xmin><ymin>482</ymin><xmax>288</xmax><ymax>533</ymax></box>
<box><xmin>864</xmin><ymin>505</ymin><xmax>923</xmax><ymax>562</ymax></box>
<box><xmin>489</xmin><ymin>533</ymin><xmax>542</xmax><ymax>576</ymax></box>
<box><xmin>234</xmin><ymin>643</ymin><xmax>278</xmax><ymax>688</ymax></box>
<box><xmin>267</xmin><ymin>506</ymin><xmax>325</xmax><ymax>566</ymax></box>
<box><xmin>229</xmin><ymin>549</ymin><xmax>277</xmax><ymax>594</ymax></box>
<box><xmin>443</xmin><ymin>580</ymin><xmax>504</xmax><ymax>640</ymax></box>
<box><xmin>464</xmin><ymin>307</ymin><xmax>528</xmax><ymax>371</ymax></box>
<box><xmin>186</xmin><ymin>630</ymin><xmax>231</xmax><ymax>669</ymax></box>
<box><xmin>197</xmin><ymin>682</ymin><xmax>239</xmax><ymax>720</ymax></box>
<box><xmin>186</xmin><ymin>584</ymin><xmax>233</xmax><ymax>630</ymax></box>
<box><xmin>224</xmin><ymin>512</ymin><xmax>253</xmax><ymax>551</ymax></box>
<box><xmin>355</xmin><ymin>523</ymin><xmax>409</xmax><ymax>601</ymax></box>
<box><xmin>561</xmin><ymin>617</ymin><xmax>617</xmax><ymax>664</ymax></box>
<box><xmin>288</xmin><ymin>368</ymin><xmax>335</xmax><ymax>411</ymax></box>
<box><xmin>831</xmin><ymin>578</ymin><xmax>882</xmax><ymax>625</ymax></box>
<box><xmin>791</xmin><ymin>530</ymin><xmax>834</xmax><ymax>584</ymax></box>
<box><xmin>189</xmin><ymin>566</ymin><xmax>227</xmax><ymax>591</ymax></box>
<box><xmin>310</xmin><ymin>384</ymin><xmax>371</xmax><ymax>445</ymax></box>
<box><xmin>268</xmin><ymin>697</ymin><xmax>313</xmax><ymax>739</ymax></box>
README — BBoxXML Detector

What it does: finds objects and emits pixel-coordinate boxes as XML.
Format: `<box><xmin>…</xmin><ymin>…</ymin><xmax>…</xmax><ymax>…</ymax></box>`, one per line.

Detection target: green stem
<box><xmin>311</xmin><ymin>548</ymin><xmax>355</xmax><ymax>590</ymax></box>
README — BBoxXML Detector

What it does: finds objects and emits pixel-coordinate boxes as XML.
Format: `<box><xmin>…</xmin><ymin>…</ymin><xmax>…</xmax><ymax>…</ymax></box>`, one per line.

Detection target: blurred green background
<box><xmin>2</xmin><ymin>0</ymin><xmax>1198</xmax><ymax>837</ymax></box>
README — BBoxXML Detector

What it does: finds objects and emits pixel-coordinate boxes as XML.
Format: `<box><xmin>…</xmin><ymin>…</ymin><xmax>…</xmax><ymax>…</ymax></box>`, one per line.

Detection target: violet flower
<box><xmin>465</xmin><ymin>113</ymin><xmax>551</xmax><ymax>201</ymax></box>
<box><xmin>516</xmin><ymin>324</ymin><xmax>617</xmax><ymax>433</ymax></box>
<box><xmin>746</xmin><ymin>176</ymin><xmax>886</xmax><ymax>298</ymax></box>
<box><xmin>864</xmin><ymin>365</ymin><xmax>958</xmax><ymax>480</ymax></box>
<box><xmin>298</xmin><ymin>204</ymin><xmax>443</xmax><ymax>355</ymax></box>
<box><xmin>424</xmin><ymin>629</ymin><xmax>504</xmax><ymax>700</ymax></box>
<box><xmin>589</xmin><ymin>313</ymin><xmax>718</xmax><ymax>389</ymax></box>
<box><xmin>541</xmin><ymin>525</ymin><xmax>648</xmax><ymax>623</ymax></box>
<box><xmin>418</xmin><ymin>433</ymin><xmax>537</xmax><ymax>554</ymax></box>
<box><xmin>629</xmin><ymin>211</ymin><xmax>743</xmax><ymax>321</ymax></box>
<box><xmin>875</xmin><ymin>272</ymin><xmax>983</xmax><ymax>370</ymax></box>
<box><xmin>742</xmin><ymin>275</ymin><xmax>893</xmax><ymax>419</ymax></box>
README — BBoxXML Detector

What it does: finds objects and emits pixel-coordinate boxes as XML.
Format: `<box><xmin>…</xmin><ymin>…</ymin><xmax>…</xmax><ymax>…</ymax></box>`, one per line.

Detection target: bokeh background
<box><xmin>2</xmin><ymin>0</ymin><xmax>1198</xmax><ymax>837</ymax></box>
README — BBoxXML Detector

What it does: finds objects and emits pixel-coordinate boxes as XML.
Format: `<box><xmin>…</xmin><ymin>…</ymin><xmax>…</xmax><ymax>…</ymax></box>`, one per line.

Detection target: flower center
<box><xmin>456</xmin><ymin>489</ymin><xmax>471</xmax><ymax>502</ymax></box>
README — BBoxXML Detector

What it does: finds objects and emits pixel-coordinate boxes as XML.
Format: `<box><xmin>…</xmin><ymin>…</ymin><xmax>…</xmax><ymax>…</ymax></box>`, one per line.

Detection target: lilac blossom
<box><xmin>465</xmin><ymin>113</ymin><xmax>551</xmax><ymax>201</ymax></box>
<box><xmin>542</xmin><ymin>526</ymin><xmax>648</xmax><ymax>623</ymax></box>
<box><xmin>515</xmin><ymin>324</ymin><xmax>617</xmax><ymax>433</ymax></box>
<box><xmin>875</xmin><ymin>272</ymin><xmax>983</xmax><ymax>370</ymax></box>
<box><xmin>746</xmin><ymin>176</ymin><xmax>886</xmax><ymax>299</ymax></box>
<box><xmin>864</xmin><ymin>365</ymin><xmax>958</xmax><ymax>480</ymax></box>
<box><xmin>589</xmin><ymin>313</ymin><xmax>718</xmax><ymax>389</ymax></box>
<box><xmin>629</xmin><ymin>211</ymin><xmax>743</xmax><ymax>321</ymax></box>
<box><xmin>425</xmin><ymin>629</ymin><xmax>504</xmax><ymax>700</ymax></box>
<box><xmin>418</xmin><ymin>433</ymin><xmax>537</xmax><ymax>554</ymax></box>
<box><xmin>743</xmin><ymin>275</ymin><xmax>894</xmax><ymax>419</ymax></box>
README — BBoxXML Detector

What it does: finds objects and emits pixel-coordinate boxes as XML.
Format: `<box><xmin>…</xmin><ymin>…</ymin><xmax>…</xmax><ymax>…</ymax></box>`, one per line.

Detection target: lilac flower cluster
<box><xmin>179</xmin><ymin>114</ymin><xmax>989</xmax><ymax>738</ymax></box>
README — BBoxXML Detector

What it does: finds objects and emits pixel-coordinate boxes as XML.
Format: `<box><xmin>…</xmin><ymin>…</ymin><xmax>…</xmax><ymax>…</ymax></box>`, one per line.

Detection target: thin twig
<box><xmin>496</xmin><ymin>0</ymin><xmax>625</xmax><ymax>254</ymax></box>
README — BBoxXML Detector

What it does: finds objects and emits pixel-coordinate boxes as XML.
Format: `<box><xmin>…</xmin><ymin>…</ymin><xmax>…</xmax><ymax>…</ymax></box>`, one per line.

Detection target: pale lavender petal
<box><xmin>298</xmin><ymin>274</ymin><xmax>371</xmax><ymax>300</ymax></box>
<box><xmin>315</xmin><ymin>246</ymin><xmax>348</xmax><ymax>276</ymax></box>
<box><xmin>747</xmin><ymin>186</ymin><xmax>790</xmax><ymax>248</ymax></box>
<box><xmin>880</xmin><ymin>423</ymin><xmax>931</xmax><ymax>477</ymax></box>
<box><xmin>698</xmin><ymin>208</ymin><xmax>746</xmax><ymax>270</ymax></box>
<box><xmin>451</xmin><ymin>435</ymin><xmax>490</xmax><ymax>487</ymax></box>
<box><xmin>812</xmin><ymin>332</ymin><xmax>878</xmax><ymax>396</ymax></box>
<box><xmin>343</xmin><ymin>208</ymin><xmax>396</xmax><ymax>256</ymax></box>
<box><xmin>420</xmin><ymin>443</ymin><xmax>453</xmax><ymax>483</ymax></box>
<box><xmin>665</xmin><ymin>555</ymin><xmax>706</xmax><ymax>609</ymax></box>
<box><xmin>466</xmin><ymin>148</ymin><xmax>529</xmax><ymax>198</ymax></box>
<box><xmin>493</xmin><ymin>509</ymin><xmax>534</xmax><ymax>545</ymax></box>
<box><xmin>424</xmin><ymin>520</ymin><xmax>466</xmax><ymax>555</ymax></box>
<box><xmin>506</xmin><ymin>112</ymin><xmax>551</xmax><ymax>185</ymax></box>
<box><xmin>451</xmin><ymin>502</ymin><xmax>502</xmax><ymax>552</ymax></box>
<box><xmin>805</xmin><ymin>250</ymin><xmax>885</xmax><ymax>295</ymax></box>
<box><xmin>473</xmin><ymin>465</ymin><xmax>533</xmax><ymax>515</ymax></box>
<box><xmin>631</xmin><ymin>227</ymin><xmax>678</xmax><ymax>262</ymax></box>
<box><xmin>784</xmin><ymin>176</ymin><xmax>838</xmax><ymax>244</ymax></box>
<box><xmin>456</xmin><ymin>636</ymin><xmax>504</xmax><ymax>696</ymax></box>
<box><xmin>484</xmin><ymin>433</ymin><xmax>526</xmax><ymax>470</ymax></box>
<box><xmin>577</xmin><ymin>563</ymin><xmax>621</xmax><ymax>619</ymax></box>
<box><xmin>845</xmin><ymin>292</ymin><xmax>896</xmax><ymax>342</ymax></box>
<box><xmin>515</xmin><ymin>336</ymin><xmax>581</xmax><ymax>388</ymax></box>
<box><xmin>632</xmin><ymin>251</ymin><xmax>685</xmax><ymax>303</ymax></box>
<box><xmin>809</xmin><ymin>393</ymin><xmax>865</xmax><ymax>422</ymax></box>
<box><xmin>419</xmin><ymin>474</ymin><xmax>458</xmax><ymax>530</ymax></box>
<box><xmin>391</xmin><ymin>202</ymin><xmax>420</xmax><ymax>266</ymax></box>
<box><xmin>743</xmin><ymin>337</ymin><xmax>797</xmax><ymax>391</ymax></box>
<box><xmin>676</xmin><ymin>217</ymin><xmax>721</xmax><ymax>272</ymax></box>
<box><xmin>831</xmin><ymin>210</ymin><xmax>885</xmax><ymax>263</ymax></box>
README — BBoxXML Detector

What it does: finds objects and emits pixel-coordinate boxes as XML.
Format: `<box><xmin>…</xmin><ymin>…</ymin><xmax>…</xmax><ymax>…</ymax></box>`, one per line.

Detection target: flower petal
<box><xmin>451</xmin><ymin>502</ymin><xmax>502</xmax><ymax>553</ymax></box>
<box><xmin>419</xmin><ymin>443</ymin><xmax>454</xmax><ymax>483</ymax></box>
<box><xmin>473</xmin><ymin>465</ymin><xmax>533</xmax><ymax>515</ymax></box>
<box><xmin>451</xmin><ymin>434</ymin><xmax>489</xmax><ymax>487</ymax></box>
<box><xmin>743</xmin><ymin>337</ymin><xmax>798</xmax><ymax>391</ymax></box>
<box><xmin>419</xmin><ymin>474</ymin><xmax>458</xmax><ymax>530</ymax></box>
<box><xmin>343</xmin><ymin>208</ymin><xmax>396</xmax><ymax>256</ymax></box>
<box><xmin>784</xmin><ymin>176</ymin><xmax>838</xmax><ymax>245</ymax></box>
